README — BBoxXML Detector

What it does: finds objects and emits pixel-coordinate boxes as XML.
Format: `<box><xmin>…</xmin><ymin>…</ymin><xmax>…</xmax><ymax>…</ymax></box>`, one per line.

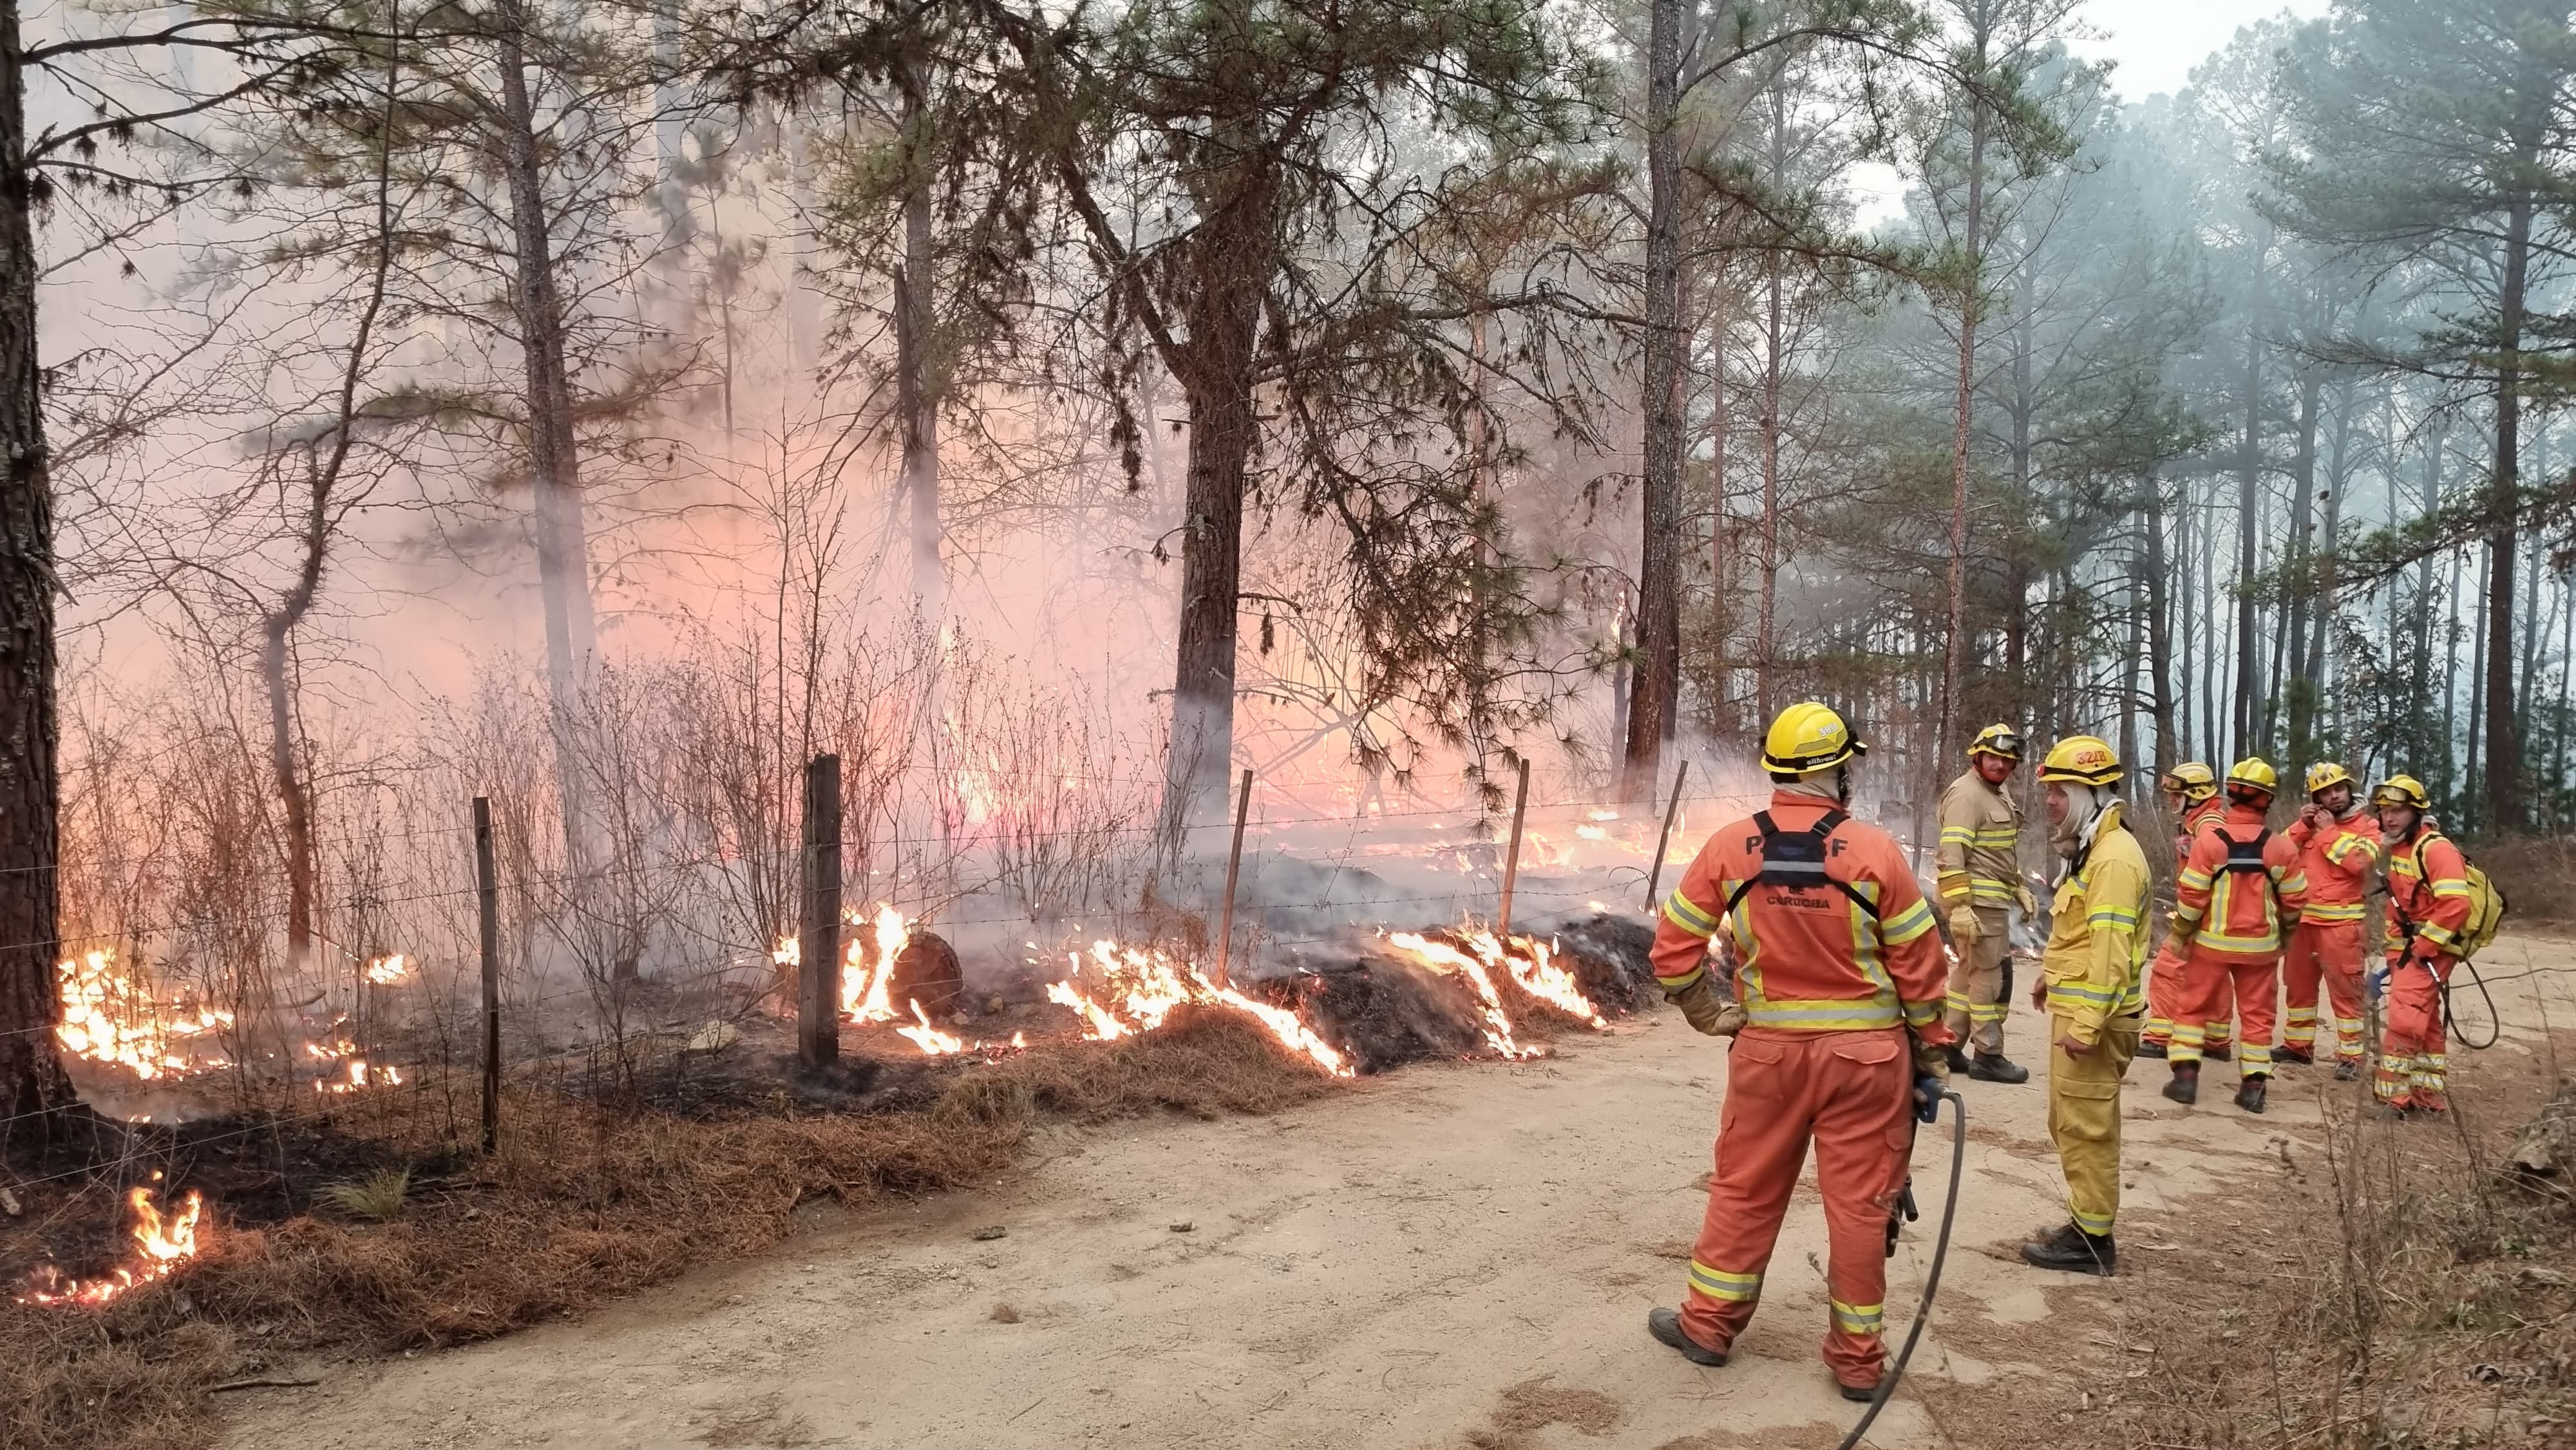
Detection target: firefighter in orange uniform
<box><xmin>2139</xmin><ymin>764</ymin><xmax>2226</xmax><ymax>1060</ymax></box>
<box><xmin>2163</xmin><ymin>758</ymin><xmax>2307</xmax><ymax>1115</ymax></box>
<box><xmin>2371</xmin><ymin>776</ymin><xmax>2471</xmax><ymax>1117</ymax></box>
<box><xmin>1645</xmin><ymin>702</ymin><xmax>1951</xmax><ymax>1403</ymax></box>
<box><xmin>2280</xmin><ymin>763</ymin><xmax>2379</xmax><ymax>1078</ymax></box>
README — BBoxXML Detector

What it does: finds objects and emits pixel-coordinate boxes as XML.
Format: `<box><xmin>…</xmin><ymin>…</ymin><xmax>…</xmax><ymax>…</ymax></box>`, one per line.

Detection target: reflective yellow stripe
<box><xmin>2177</xmin><ymin>869</ymin><xmax>2212</xmax><ymax>890</ymax></box>
<box><xmin>1969</xmin><ymin>881</ymin><xmax>2017</xmax><ymax>903</ymax></box>
<box><xmin>2070</xmin><ymin>1203</ymin><xmax>2114</xmax><ymax>1236</ymax></box>
<box><xmin>1689</xmin><ymin>1262</ymin><xmax>1760</xmax><ymax>1302</ymax></box>
<box><xmin>1883</xmin><ymin>898</ymin><xmax>1935</xmax><ymax>945</ymax></box>
<box><xmin>2048</xmin><ymin>981</ymin><xmax>2122</xmax><ymax>1008</ymax></box>
<box><xmin>1656</xmin><ymin>963</ymin><xmax>1705</xmax><ymax>991</ymax></box>
<box><xmin>1663</xmin><ymin>890</ymin><xmax>1719</xmax><ymax>938</ymax></box>
<box><xmin>1743</xmin><ymin>993</ymin><xmax>1902</xmax><ymax>1030</ymax></box>
<box><xmin>2431</xmin><ymin>880</ymin><xmax>2473</xmax><ymax>897</ymax></box>
<box><xmin>1940</xmin><ymin>827</ymin><xmax>1976</xmax><ymax>844</ymax></box>
<box><xmin>2304</xmin><ymin>903</ymin><xmax>2365</xmax><ymax>923</ymax></box>
<box><xmin>2194</xmin><ymin>926</ymin><xmax>2282</xmax><ymax>954</ymax></box>
<box><xmin>1830</xmin><ymin>1299</ymin><xmax>1884</xmax><ymax>1332</ymax></box>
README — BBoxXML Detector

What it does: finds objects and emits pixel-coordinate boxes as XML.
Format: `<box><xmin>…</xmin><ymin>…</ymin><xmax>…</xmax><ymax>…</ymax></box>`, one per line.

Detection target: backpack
<box><xmin>1722</xmin><ymin>808</ymin><xmax>1882</xmax><ymax>919</ymax></box>
<box><xmin>2394</xmin><ymin>832</ymin><xmax>2510</xmax><ymax>961</ymax></box>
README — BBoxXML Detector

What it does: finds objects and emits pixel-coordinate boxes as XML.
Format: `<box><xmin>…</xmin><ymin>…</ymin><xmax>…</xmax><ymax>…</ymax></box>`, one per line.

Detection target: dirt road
<box><xmin>225</xmin><ymin>936</ymin><xmax>2576</xmax><ymax>1450</ymax></box>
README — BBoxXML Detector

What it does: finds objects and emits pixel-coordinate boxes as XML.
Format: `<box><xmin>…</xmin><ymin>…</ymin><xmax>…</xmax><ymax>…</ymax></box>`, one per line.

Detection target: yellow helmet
<box><xmin>2371</xmin><ymin>775</ymin><xmax>2432</xmax><ymax>811</ymax></box>
<box><xmin>1968</xmin><ymin>722</ymin><xmax>2025</xmax><ymax>763</ymax></box>
<box><xmin>2160</xmin><ymin>762</ymin><xmax>2218</xmax><ymax>801</ymax></box>
<box><xmin>2037</xmin><ymin>735</ymin><xmax>2122</xmax><ymax>787</ymax></box>
<box><xmin>2226</xmin><ymin>757</ymin><xmax>2278</xmax><ymax>801</ymax></box>
<box><xmin>1762</xmin><ymin>701</ymin><xmax>1865</xmax><ymax>777</ymax></box>
<box><xmin>2304</xmin><ymin>762</ymin><xmax>2353</xmax><ymax>798</ymax></box>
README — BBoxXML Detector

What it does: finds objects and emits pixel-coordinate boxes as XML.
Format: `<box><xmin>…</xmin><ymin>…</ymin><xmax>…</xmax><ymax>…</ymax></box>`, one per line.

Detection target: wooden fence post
<box><xmin>1213</xmin><ymin>768</ymin><xmax>1254</xmax><ymax>987</ymax></box>
<box><xmin>799</xmin><ymin>753</ymin><xmax>844</xmax><ymax>1067</ymax></box>
<box><xmin>1497</xmin><ymin>757</ymin><xmax>1531</xmax><ymax>937</ymax></box>
<box><xmin>475</xmin><ymin>796</ymin><xmax>500</xmax><ymax>1153</ymax></box>
<box><xmin>1643</xmin><ymin>760</ymin><xmax>1690</xmax><ymax>912</ymax></box>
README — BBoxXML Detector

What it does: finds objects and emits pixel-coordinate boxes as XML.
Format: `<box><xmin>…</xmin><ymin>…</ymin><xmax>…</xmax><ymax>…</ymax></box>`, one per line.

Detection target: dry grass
<box><xmin>1464</xmin><ymin>1377</ymin><xmax>1624</xmax><ymax>1449</ymax></box>
<box><xmin>2472</xmin><ymin>836</ymin><xmax>2576</xmax><ymax>934</ymax></box>
<box><xmin>1940</xmin><ymin>1034</ymin><xmax>2576</xmax><ymax>1450</ymax></box>
<box><xmin>0</xmin><ymin>1011</ymin><xmax>1340</xmax><ymax>1450</ymax></box>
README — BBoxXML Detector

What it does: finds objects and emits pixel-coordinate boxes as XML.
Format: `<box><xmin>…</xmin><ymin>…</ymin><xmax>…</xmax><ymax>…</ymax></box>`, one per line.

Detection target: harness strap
<box><xmin>1721</xmin><ymin>807</ymin><xmax>1880</xmax><ymax>918</ymax></box>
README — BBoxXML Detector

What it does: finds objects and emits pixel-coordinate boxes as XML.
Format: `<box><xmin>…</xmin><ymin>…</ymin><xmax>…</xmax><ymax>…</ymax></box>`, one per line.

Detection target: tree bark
<box><xmin>1941</xmin><ymin>84</ymin><xmax>1990</xmax><ymax>769</ymax></box>
<box><xmin>0</xmin><ymin>0</ymin><xmax>77</xmax><ymax>1147</ymax></box>
<box><xmin>2485</xmin><ymin>190</ymin><xmax>2531</xmax><ymax>831</ymax></box>
<box><xmin>2143</xmin><ymin>475</ymin><xmax>2177</xmax><ymax>772</ymax></box>
<box><xmin>1623</xmin><ymin>0</ymin><xmax>1684</xmax><ymax>800</ymax></box>
<box><xmin>1159</xmin><ymin>140</ymin><xmax>1274</xmax><ymax>840</ymax></box>
<box><xmin>896</xmin><ymin>70</ymin><xmax>941</xmax><ymax>624</ymax></box>
<box><xmin>495</xmin><ymin>0</ymin><xmax>600</xmax><ymax>872</ymax></box>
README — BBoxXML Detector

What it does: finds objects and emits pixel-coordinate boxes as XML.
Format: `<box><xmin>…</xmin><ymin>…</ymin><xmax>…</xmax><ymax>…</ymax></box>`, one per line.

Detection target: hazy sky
<box><xmin>1848</xmin><ymin>1</ymin><xmax>2331</xmax><ymax>225</ymax></box>
<box><xmin>2072</xmin><ymin>0</ymin><xmax>2331</xmax><ymax>100</ymax></box>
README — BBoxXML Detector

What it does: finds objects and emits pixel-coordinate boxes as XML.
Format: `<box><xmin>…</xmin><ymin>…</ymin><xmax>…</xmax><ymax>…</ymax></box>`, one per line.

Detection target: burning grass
<box><xmin>0</xmin><ymin>1010</ymin><xmax>1358</xmax><ymax>1450</ymax></box>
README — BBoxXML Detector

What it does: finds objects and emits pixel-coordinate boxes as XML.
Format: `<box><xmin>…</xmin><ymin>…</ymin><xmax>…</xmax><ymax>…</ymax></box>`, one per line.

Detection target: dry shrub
<box><xmin>2083</xmin><ymin>1050</ymin><xmax>2576</xmax><ymax>1450</ymax></box>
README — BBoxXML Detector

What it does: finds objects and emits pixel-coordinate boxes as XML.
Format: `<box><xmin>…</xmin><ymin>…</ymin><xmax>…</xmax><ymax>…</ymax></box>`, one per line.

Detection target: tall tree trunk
<box><xmin>2467</xmin><ymin>544</ymin><xmax>2491</xmax><ymax>830</ymax></box>
<box><xmin>896</xmin><ymin>74</ymin><xmax>941</xmax><ymax>624</ymax></box>
<box><xmin>2485</xmin><ymin>192</ymin><xmax>2531</xmax><ymax>831</ymax></box>
<box><xmin>2143</xmin><ymin>476</ymin><xmax>2177</xmax><ymax>771</ymax></box>
<box><xmin>1623</xmin><ymin>0</ymin><xmax>1684</xmax><ymax>799</ymax></box>
<box><xmin>263</xmin><ymin>19</ymin><xmax>402</xmax><ymax>976</ymax></box>
<box><xmin>2283</xmin><ymin>371</ymin><xmax>2320</xmax><ymax>760</ymax></box>
<box><xmin>0</xmin><ymin>0</ymin><xmax>79</xmax><ymax>1145</ymax></box>
<box><xmin>1707</xmin><ymin>300</ymin><xmax>1729</xmax><ymax>730</ymax></box>
<box><xmin>1756</xmin><ymin>85</ymin><xmax>1785</xmax><ymax>726</ymax></box>
<box><xmin>496</xmin><ymin>0</ymin><xmax>601</xmax><ymax>874</ymax></box>
<box><xmin>650</xmin><ymin>0</ymin><xmax>692</xmax><ymax>339</ymax></box>
<box><xmin>2231</xmin><ymin>227</ymin><xmax>2269</xmax><ymax>760</ymax></box>
<box><xmin>1159</xmin><ymin>151</ymin><xmax>1274</xmax><ymax>842</ymax></box>
<box><xmin>1941</xmin><ymin>80</ymin><xmax>1991</xmax><ymax>767</ymax></box>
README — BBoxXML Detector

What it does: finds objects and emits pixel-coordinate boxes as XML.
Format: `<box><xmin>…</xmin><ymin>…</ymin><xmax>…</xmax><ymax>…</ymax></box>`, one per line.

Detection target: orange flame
<box><xmin>1048</xmin><ymin>942</ymin><xmax>1354</xmax><ymax>1077</ymax></box>
<box><xmin>1383</xmin><ymin>932</ymin><xmax>1543</xmax><ymax>1059</ymax></box>
<box><xmin>896</xmin><ymin>1000</ymin><xmax>966</xmax><ymax>1055</ymax></box>
<box><xmin>16</xmin><ymin>1187</ymin><xmax>207</xmax><ymax>1308</ymax></box>
<box><xmin>54</xmin><ymin>950</ymin><xmax>233</xmax><ymax>1081</ymax></box>
<box><xmin>841</xmin><ymin>905</ymin><xmax>906</xmax><ymax>1024</ymax></box>
<box><xmin>363</xmin><ymin>954</ymin><xmax>412</xmax><ymax>986</ymax></box>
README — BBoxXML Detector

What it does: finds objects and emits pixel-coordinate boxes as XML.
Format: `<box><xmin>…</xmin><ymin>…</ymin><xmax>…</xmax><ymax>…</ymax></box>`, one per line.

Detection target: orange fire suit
<box><xmin>2378</xmin><ymin>829</ymin><xmax>2471</xmax><ymax>1112</ymax></box>
<box><xmin>2282</xmin><ymin>808</ymin><xmax>2380</xmax><ymax>1066</ymax></box>
<box><xmin>2168</xmin><ymin>803</ymin><xmax>2307</xmax><ymax>1079</ymax></box>
<box><xmin>1651</xmin><ymin>791</ymin><xmax>1948</xmax><ymax>1393</ymax></box>
<box><xmin>2143</xmin><ymin>796</ymin><xmax>2228</xmax><ymax>1053</ymax></box>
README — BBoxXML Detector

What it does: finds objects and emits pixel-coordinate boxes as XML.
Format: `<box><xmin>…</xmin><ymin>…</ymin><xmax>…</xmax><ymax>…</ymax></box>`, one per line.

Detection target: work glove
<box><xmin>1947</xmin><ymin>903</ymin><xmax>1981</xmax><ymax>948</ymax></box>
<box><xmin>2015</xmin><ymin>883</ymin><xmax>2040</xmax><ymax>918</ymax></box>
<box><xmin>2365</xmin><ymin>963</ymin><xmax>2389</xmax><ymax>1002</ymax></box>
<box><xmin>1909</xmin><ymin>1033</ymin><xmax>1951</xmax><ymax>1121</ymax></box>
<box><xmin>1667</xmin><ymin>974</ymin><xmax>1747</xmax><ymax>1037</ymax></box>
<box><xmin>2166</xmin><ymin>911</ymin><xmax>2196</xmax><ymax>946</ymax></box>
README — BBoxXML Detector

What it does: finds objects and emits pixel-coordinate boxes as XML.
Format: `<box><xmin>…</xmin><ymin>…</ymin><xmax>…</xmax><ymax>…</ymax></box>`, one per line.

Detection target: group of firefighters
<box><xmin>1640</xmin><ymin>703</ymin><xmax>2479</xmax><ymax>1403</ymax></box>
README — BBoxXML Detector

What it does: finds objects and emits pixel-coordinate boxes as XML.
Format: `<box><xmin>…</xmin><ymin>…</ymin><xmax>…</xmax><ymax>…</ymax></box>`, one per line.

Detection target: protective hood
<box><xmin>2050</xmin><ymin>782</ymin><xmax>2114</xmax><ymax>867</ymax></box>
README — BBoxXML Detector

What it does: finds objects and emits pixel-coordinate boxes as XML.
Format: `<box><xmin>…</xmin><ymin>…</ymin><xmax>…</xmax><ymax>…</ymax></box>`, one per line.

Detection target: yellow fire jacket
<box><xmin>1936</xmin><ymin>769</ymin><xmax>2023</xmax><ymax>913</ymax></box>
<box><xmin>2041</xmin><ymin>802</ymin><xmax>2150</xmax><ymax>1047</ymax></box>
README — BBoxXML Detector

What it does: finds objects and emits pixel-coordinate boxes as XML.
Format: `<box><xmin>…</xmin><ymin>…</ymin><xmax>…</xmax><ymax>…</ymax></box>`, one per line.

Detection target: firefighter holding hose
<box><xmin>1643</xmin><ymin>702</ymin><xmax>1953</xmax><ymax>1403</ymax></box>
<box><xmin>2018</xmin><ymin>736</ymin><xmax>2148</xmax><ymax>1276</ymax></box>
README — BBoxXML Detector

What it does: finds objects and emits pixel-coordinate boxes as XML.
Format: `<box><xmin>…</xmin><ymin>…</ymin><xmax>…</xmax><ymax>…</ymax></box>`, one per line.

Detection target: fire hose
<box><xmin>1838</xmin><ymin>1084</ymin><xmax>1967</xmax><ymax>1450</ymax></box>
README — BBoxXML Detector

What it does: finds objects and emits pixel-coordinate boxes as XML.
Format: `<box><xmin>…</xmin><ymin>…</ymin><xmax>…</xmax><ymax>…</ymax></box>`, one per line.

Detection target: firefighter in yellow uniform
<box><xmin>1936</xmin><ymin>724</ymin><xmax>2035</xmax><ymax>1083</ymax></box>
<box><xmin>2019</xmin><ymin>735</ymin><xmax>2149</xmax><ymax>1277</ymax></box>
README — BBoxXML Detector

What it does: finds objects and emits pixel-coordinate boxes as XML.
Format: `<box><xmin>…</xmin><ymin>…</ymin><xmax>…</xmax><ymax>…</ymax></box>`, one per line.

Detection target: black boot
<box><xmin>2275</xmin><ymin>1044</ymin><xmax>2314</xmax><ymax>1066</ymax></box>
<box><xmin>2020</xmin><ymin>1221</ymin><xmax>2117</xmax><ymax>1276</ymax></box>
<box><xmin>2234</xmin><ymin>1075</ymin><xmax>2268</xmax><ymax>1115</ymax></box>
<box><xmin>1943</xmin><ymin>1044</ymin><xmax>1973</xmax><ymax>1075</ymax></box>
<box><xmin>2136</xmin><ymin>1039</ymin><xmax>2169</xmax><ymax>1060</ymax></box>
<box><xmin>1647</xmin><ymin>1307</ymin><xmax>1727</xmax><ymax>1366</ymax></box>
<box><xmin>2162</xmin><ymin>1061</ymin><xmax>2200</xmax><ymax>1106</ymax></box>
<box><xmin>2204</xmin><ymin>1042</ymin><xmax>2233</xmax><ymax>1062</ymax></box>
<box><xmin>1835</xmin><ymin>1379</ymin><xmax>1881</xmax><ymax>1404</ymax></box>
<box><xmin>1969</xmin><ymin>1053</ymin><xmax>2031</xmax><ymax>1084</ymax></box>
<box><xmin>2333</xmin><ymin>1060</ymin><xmax>2361</xmax><ymax>1082</ymax></box>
